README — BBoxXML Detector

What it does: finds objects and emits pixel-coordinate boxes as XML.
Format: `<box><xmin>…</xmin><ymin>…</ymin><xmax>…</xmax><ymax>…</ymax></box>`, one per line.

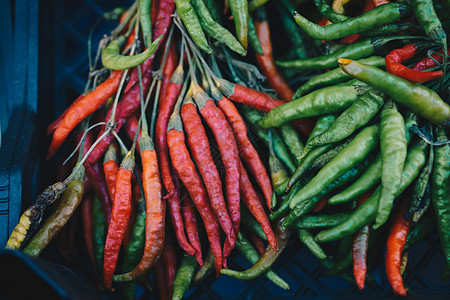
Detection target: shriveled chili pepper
<box><xmin>174</xmin><ymin>1</ymin><xmax>212</xmax><ymax>53</ymax></box>
<box><xmin>167</xmin><ymin>89</ymin><xmax>223</xmax><ymax>273</ymax></box>
<box><xmin>241</xmin><ymin>205</ymin><xmax>268</xmax><ymax>242</ymax></box>
<box><xmin>161</xmin><ymin>231</ymin><xmax>179</xmax><ymax>299</ymax></box>
<box><xmin>217</xmin><ymin>97</ymin><xmax>272</xmax><ymax>209</ymax></box>
<box><xmin>299</xmin><ymin>229</ymin><xmax>327</xmax><ymax>260</ymax></box>
<box><xmin>277</xmin><ymin>36</ymin><xmax>421</xmax><ymax>70</ymax></box>
<box><xmin>103</xmin><ymin>150</ymin><xmax>135</xmax><ymax>289</ymax></box>
<box><xmin>103</xmin><ymin>144</ymin><xmax>120</xmax><ymax>199</ymax></box>
<box><xmin>375</xmin><ymin>99</ymin><xmax>408</xmax><ymax>229</ymax></box>
<box><xmin>338</xmin><ymin>58</ymin><xmax>450</xmax><ymax>126</ymax></box>
<box><xmin>240</xmin><ymin>161</ymin><xmax>277</xmax><ymax>251</ymax></box>
<box><xmin>258</xmin><ymin>85</ymin><xmax>368</xmax><ymax>129</ymax></box>
<box><xmin>431</xmin><ymin>128</ymin><xmax>450</xmax><ymax>278</ymax></box>
<box><xmin>289</xmin><ymin>125</ymin><xmax>379</xmax><ymax>209</ymax></box>
<box><xmin>181</xmin><ymin>93</ymin><xmax>235</xmax><ymax>260</ymax></box>
<box><xmin>254</xmin><ymin>8</ymin><xmax>294</xmax><ymax>101</ymax></box>
<box><xmin>172</xmin><ymin>255</ymin><xmax>198</xmax><ymax>300</ymax></box>
<box><xmin>227</xmin><ymin>0</ymin><xmax>249</xmax><ymax>50</ymax></box>
<box><xmin>23</xmin><ymin>167</ymin><xmax>85</xmax><ymax>256</ymax></box>
<box><xmin>124</xmin><ymin>115</ymin><xmax>142</xmax><ymax>151</ymax></box>
<box><xmin>221</xmin><ymin>221</ymin><xmax>290</xmax><ymax>280</ymax></box>
<box><xmin>181</xmin><ymin>192</ymin><xmax>203</xmax><ymax>265</ymax></box>
<box><xmin>293</xmin><ymin>56</ymin><xmax>385</xmax><ymax>98</ymax></box>
<box><xmin>235</xmin><ymin>232</ymin><xmax>290</xmax><ymax>290</ymax></box>
<box><xmin>46</xmin><ymin>70</ymin><xmax>124</xmax><ymax>159</ymax></box>
<box><xmin>293</xmin><ymin>2</ymin><xmax>410</xmax><ymax>41</ymax></box>
<box><xmin>191</xmin><ymin>0</ymin><xmax>246</xmax><ymax>55</ymax></box>
<box><xmin>191</xmin><ymin>83</ymin><xmax>241</xmax><ymax>261</ymax></box>
<box><xmin>385</xmin><ymin>44</ymin><xmax>443</xmax><ymax>82</ymax></box>
<box><xmin>155</xmin><ymin>258</ymin><xmax>170</xmax><ymax>300</ymax></box>
<box><xmin>159</xmin><ymin>42</ymin><xmax>178</xmax><ymax>105</ymax></box>
<box><xmin>352</xmin><ymin>191</ymin><xmax>372</xmax><ymax>290</ymax></box>
<box><xmin>46</xmin><ymin>95</ymin><xmax>85</xmax><ymax>136</ymax></box>
<box><xmin>308</xmin><ymin>90</ymin><xmax>384</xmax><ymax>148</ymax></box>
<box><xmin>386</xmin><ymin>197</ymin><xmax>411</xmax><ymax>297</ymax></box>
<box><xmin>316</xmin><ymin>141</ymin><xmax>426</xmax><ymax>243</ymax></box>
<box><xmin>248</xmin><ymin>231</ymin><xmax>266</xmax><ymax>256</ymax></box>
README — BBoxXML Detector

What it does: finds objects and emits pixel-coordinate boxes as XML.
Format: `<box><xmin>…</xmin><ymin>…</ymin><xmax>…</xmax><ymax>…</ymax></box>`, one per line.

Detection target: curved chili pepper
<box><xmin>46</xmin><ymin>70</ymin><xmax>123</xmax><ymax>159</ymax></box>
<box><xmin>254</xmin><ymin>8</ymin><xmax>294</xmax><ymax>101</ymax></box>
<box><xmin>46</xmin><ymin>95</ymin><xmax>85</xmax><ymax>136</ymax></box>
<box><xmin>103</xmin><ymin>151</ymin><xmax>135</xmax><ymax>289</ymax></box>
<box><xmin>385</xmin><ymin>44</ymin><xmax>443</xmax><ymax>82</ymax></box>
<box><xmin>386</xmin><ymin>197</ymin><xmax>411</xmax><ymax>297</ymax></box>
<box><xmin>103</xmin><ymin>144</ymin><xmax>120</xmax><ymax>200</ymax></box>
<box><xmin>167</xmin><ymin>91</ymin><xmax>223</xmax><ymax>273</ymax></box>
<box><xmin>220</xmin><ymin>221</ymin><xmax>290</xmax><ymax>279</ymax></box>
<box><xmin>299</xmin><ymin>229</ymin><xmax>327</xmax><ymax>260</ymax></box>
<box><xmin>217</xmin><ymin>97</ymin><xmax>273</xmax><ymax>209</ymax></box>
<box><xmin>412</xmin><ymin>50</ymin><xmax>449</xmax><ymax>71</ymax></box>
<box><xmin>338</xmin><ymin>58</ymin><xmax>450</xmax><ymax>126</ymax></box>
<box><xmin>228</xmin><ymin>0</ymin><xmax>249</xmax><ymax>50</ymax></box>
<box><xmin>172</xmin><ymin>255</ymin><xmax>198</xmax><ymax>300</ymax></box>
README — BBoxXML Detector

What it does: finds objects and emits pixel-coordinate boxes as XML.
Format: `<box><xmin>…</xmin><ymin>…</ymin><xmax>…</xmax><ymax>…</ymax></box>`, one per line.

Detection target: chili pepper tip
<box><xmin>338</xmin><ymin>58</ymin><xmax>352</xmax><ymax>65</ymax></box>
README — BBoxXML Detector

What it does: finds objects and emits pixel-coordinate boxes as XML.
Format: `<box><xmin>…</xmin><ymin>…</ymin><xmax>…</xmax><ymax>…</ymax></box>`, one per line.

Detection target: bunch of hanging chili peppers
<box><xmin>5</xmin><ymin>0</ymin><xmax>450</xmax><ymax>299</ymax></box>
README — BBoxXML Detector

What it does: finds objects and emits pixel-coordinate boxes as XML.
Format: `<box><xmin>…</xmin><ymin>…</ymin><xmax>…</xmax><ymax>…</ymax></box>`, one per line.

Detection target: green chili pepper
<box><xmin>375</xmin><ymin>100</ymin><xmax>408</xmax><ymax>229</ymax></box>
<box><xmin>172</xmin><ymin>255</ymin><xmax>198</xmax><ymax>300</ymax></box>
<box><xmin>316</xmin><ymin>141</ymin><xmax>427</xmax><ymax>243</ymax></box>
<box><xmin>102</xmin><ymin>35</ymin><xmax>163</xmax><ymax>70</ymax></box>
<box><xmin>411</xmin><ymin>0</ymin><xmax>447</xmax><ymax>46</ymax></box>
<box><xmin>339</xmin><ymin>59</ymin><xmax>450</xmax><ymax>126</ymax></box>
<box><xmin>220</xmin><ymin>221</ymin><xmax>291</xmax><ymax>279</ymax></box>
<box><xmin>308</xmin><ymin>90</ymin><xmax>384</xmax><ymax>148</ymax></box>
<box><xmin>241</xmin><ymin>107</ymin><xmax>296</xmax><ymax>173</ymax></box>
<box><xmin>191</xmin><ymin>251</ymin><xmax>214</xmax><ymax>287</ymax></box>
<box><xmin>204</xmin><ymin>0</ymin><xmax>222</xmax><ymax>22</ymax></box>
<box><xmin>228</xmin><ymin>0</ymin><xmax>250</xmax><ymax>50</ymax></box>
<box><xmin>92</xmin><ymin>196</ymin><xmax>106</xmax><ymax>285</ymax></box>
<box><xmin>259</xmin><ymin>85</ymin><xmax>368</xmax><ymax>129</ymax></box>
<box><xmin>295</xmin><ymin>212</ymin><xmax>351</xmax><ymax>230</ymax></box>
<box><xmin>276</xmin><ymin>36</ymin><xmax>421</xmax><ymax>70</ymax></box>
<box><xmin>235</xmin><ymin>232</ymin><xmax>290</xmax><ymax>290</ymax></box>
<box><xmin>269</xmin><ymin>132</ymin><xmax>290</xmax><ymax>209</ymax></box>
<box><xmin>248</xmin><ymin>16</ymin><xmax>264</xmax><ymax>56</ymax></box>
<box><xmin>103</xmin><ymin>7</ymin><xmax>127</xmax><ymax>21</ymax></box>
<box><xmin>283</xmin><ymin>159</ymin><xmax>370</xmax><ymax>229</ymax></box>
<box><xmin>192</xmin><ymin>0</ymin><xmax>246</xmax><ymax>56</ymax></box>
<box><xmin>279</xmin><ymin>124</ymin><xmax>305</xmax><ymax>166</ymax></box>
<box><xmin>313</xmin><ymin>0</ymin><xmax>347</xmax><ymax>23</ymax></box>
<box><xmin>289</xmin><ymin>125</ymin><xmax>379</xmax><ymax>209</ymax></box>
<box><xmin>409</xmin><ymin>144</ymin><xmax>434</xmax><ymax>223</ymax></box>
<box><xmin>404</xmin><ymin>215</ymin><xmax>434</xmax><ymax>252</ymax></box>
<box><xmin>248</xmin><ymin>0</ymin><xmax>268</xmax><ymax>12</ymax></box>
<box><xmin>431</xmin><ymin>128</ymin><xmax>450</xmax><ymax>279</ymax></box>
<box><xmin>270</xmin><ymin>180</ymin><xmax>304</xmax><ymax>221</ymax></box>
<box><xmin>293</xmin><ymin>56</ymin><xmax>386</xmax><ymax>98</ymax></box>
<box><xmin>23</xmin><ymin>168</ymin><xmax>85</xmax><ymax>256</ymax></box>
<box><xmin>175</xmin><ymin>0</ymin><xmax>212</xmax><ymax>53</ymax></box>
<box><xmin>298</xmin><ymin>229</ymin><xmax>327</xmax><ymax>260</ymax></box>
<box><xmin>139</xmin><ymin>0</ymin><xmax>152</xmax><ymax>48</ymax></box>
<box><xmin>293</xmin><ymin>2</ymin><xmax>410</xmax><ymax>41</ymax></box>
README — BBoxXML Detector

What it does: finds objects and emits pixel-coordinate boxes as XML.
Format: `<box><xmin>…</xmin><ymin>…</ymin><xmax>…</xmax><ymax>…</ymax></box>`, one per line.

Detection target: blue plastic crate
<box><xmin>1</xmin><ymin>0</ymin><xmax>449</xmax><ymax>299</ymax></box>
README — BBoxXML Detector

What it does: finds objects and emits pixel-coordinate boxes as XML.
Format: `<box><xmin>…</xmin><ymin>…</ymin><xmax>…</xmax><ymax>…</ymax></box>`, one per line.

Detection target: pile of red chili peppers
<box><xmin>5</xmin><ymin>0</ymin><xmax>450</xmax><ymax>299</ymax></box>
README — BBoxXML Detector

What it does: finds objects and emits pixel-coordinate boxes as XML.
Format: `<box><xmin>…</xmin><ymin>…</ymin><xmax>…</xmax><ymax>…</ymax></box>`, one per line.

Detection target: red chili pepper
<box><xmin>81</xmin><ymin>193</ymin><xmax>98</xmax><ymax>282</ymax></box>
<box><xmin>103</xmin><ymin>144</ymin><xmax>120</xmax><ymax>200</ymax></box>
<box><xmin>169</xmin><ymin>168</ymin><xmax>197</xmax><ymax>257</ymax></box>
<box><xmin>386</xmin><ymin>197</ymin><xmax>411</xmax><ymax>297</ymax></box>
<box><xmin>154</xmin><ymin>259</ymin><xmax>170</xmax><ymax>300</ymax></box>
<box><xmin>167</xmin><ymin>92</ymin><xmax>223</xmax><ymax>273</ymax></box>
<box><xmin>181</xmin><ymin>189</ymin><xmax>203</xmax><ymax>265</ymax></box>
<box><xmin>79</xmin><ymin>131</ymin><xmax>113</xmax><ymax>223</ymax></box>
<box><xmin>47</xmin><ymin>70</ymin><xmax>124</xmax><ymax>159</ymax></box>
<box><xmin>151</xmin><ymin>0</ymin><xmax>160</xmax><ymax>25</ymax></box>
<box><xmin>46</xmin><ymin>95</ymin><xmax>85</xmax><ymax>135</ymax></box>
<box><xmin>192</xmin><ymin>86</ymin><xmax>241</xmax><ymax>263</ymax></box>
<box><xmin>352</xmin><ymin>190</ymin><xmax>373</xmax><ymax>290</ymax></box>
<box><xmin>124</xmin><ymin>115</ymin><xmax>142</xmax><ymax>152</ymax></box>
<box><xmin>159</xmin><ymin>42</ymin><xmax>178</xmax><ymax>104</ymax></box>
<box><xmin>161</xmin><ymin>231</ymin><xmax>179</xmax><ymax>299</ymax></box>
<box><xmin>103</xmin><ymin>151</ymin><xmax>135</xmax><ymax>289</ymax></box>
<box><xmin>248</xmin><ymin>231</ymin><xmax>266</xmax><ymax>256</ymax></box>
<box><xmin>240</xmin><ymin>161</ymin><xmax>277</xmax><ymax>251</ymax></box>
<box><xmin>254</xmin><ymin>17</ymin><xmax>294</xmax><ymax>101</ymax></box>
<box><xmin>386</xmin><ymin>44</ymin><xmax>443</xmax><ymax>83</ymax></box>
<box><xmin>412</xmin><ymin>50</ymin><xmax>449</xmax><ymax>71</ymax></box>
<box><xmin>181</xmin><ymin>96</ymin><xmax>236</xmax><ymax>260</ymax></box>
<box><xmin>122</xmin><ymin>188</ymin><xmax>137</xmax><ymax>248</ymax></box>
<box><xmin>217</xmin><ymin>97</ymin><xmax>273</xmax><ymax>209</ymax></box>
